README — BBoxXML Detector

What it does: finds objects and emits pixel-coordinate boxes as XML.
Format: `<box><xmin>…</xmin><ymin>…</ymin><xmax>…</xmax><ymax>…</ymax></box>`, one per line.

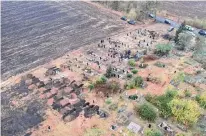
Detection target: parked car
<box><xmin>184</xmin><ymin>25</ymin><xmax>194</xmax><ymax>31</ymax></box>
<box><xmin>199</xmin><ymin>29</ymin><xmax>206</xmax><ymax>36</ymax></box>
<box><xmin>121</xmin><ymin>16</ymin><xmax>127</xmax><ymax>21</ymax></box>
<box><xmin>128</xmin><ymin>20</ymin><xmax>136</xmax><ymax>25</ymax></box>
<box><xmin>165</xmin><ymin>19</ymin><xmax>171</xmax><ymax>24</ymax></box>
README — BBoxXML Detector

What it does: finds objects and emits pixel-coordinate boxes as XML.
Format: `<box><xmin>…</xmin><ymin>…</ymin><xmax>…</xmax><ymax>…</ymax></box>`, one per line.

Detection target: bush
<box><xmin>196</xmin><ymin>92</ymin><xmax>206</xmax><ymax>109</ymax></box>
<box><xmin>105</xmin><ymin>98</ymin><xmax>112</xmax><ymax>105</ymax></box>
<box><xmin>125</xmin><ymin>81</ymin><xmax>135</xmax><ymax>90</ymax></box>
<box><xmin>145</xmin><ymin>94</ymin><xmax>157</xmax><ymax>103</ymax></box>
<box><xmin>96</xmin><ymin>76</ymin><xmax>107</xmax><ymax>84</ymax></box>
<box><xmin>165</xmin><ymin>89</ymin><xmax>178</xmax><ymax>98</ymax></box>
<box><xmin>136</xmin><ymin>103</ymin><xmax>157</xmax><ymax>122</ymax></box>
<box><xmin>133</xmin><ymin>76</ymin><xmax>143</xmax><ymax>87</ymax></box>
<box><xmin>125</xmin><ymin>76</ymin><xmax>143</xmax><ymax>89</ymax></box>
<box><xmin>105</xmin><ymin>65</ymin><xmax>113</xmax><ymax>78</ymax></box>
<box><xmin>184</xmin><ymin>90</ymin><xmax>191</xmax><ymax>97</ymax></box>
<box><xmin>127</xmin><ymin>73</ymin><xmax>133</xmax><ymax>78</ymax></box>
<box><xmin>131</xmin><ymin>69</ymin><xmax>138</xmax><ymax>74</ymax></box>
<box><xmin>173</xmin><ymin>72</ymin><xmax>186</xmax><ymax>83</ymax></box>
<box><xmin>88</xmin><ymin>83</ymin><xmax>94</xmax><ymax>91</ymax></box>
<box><xmin>144</xmin><ymin>128</ymin><xmax>162</xmax><ymax>136</ymax></box>
<box><xmin>128</xmin><ymin>59</ymin><xmax>136</xmax><ymax>67</ymax></box>
<box><xmin>155</xmin><ymin>44</ymin><xmax>172</xmax><ymax>56</ymax></box>
<box><xmin>169</xmin><ymin>99</ymin><xmax>201</xmax><ymax>126</ymax></box>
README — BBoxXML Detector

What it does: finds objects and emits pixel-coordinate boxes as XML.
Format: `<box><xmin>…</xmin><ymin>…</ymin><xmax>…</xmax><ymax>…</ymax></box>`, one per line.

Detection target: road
<box><xmin>1</xmin><ymin>1</ymin><xmax>124</xmax><ymax>81</ymax></box>
<box><xmin>154</xmin><ymin>15</ymin><xmax>201</xmax><ymax>35</ymax></box>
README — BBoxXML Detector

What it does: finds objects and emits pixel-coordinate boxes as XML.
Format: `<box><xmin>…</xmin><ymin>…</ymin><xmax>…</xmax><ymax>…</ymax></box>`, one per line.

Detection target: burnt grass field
<box><xmin>1</xmin><ymin>1</ymin><xmax>124</xmax><ymax>81</ymax></box>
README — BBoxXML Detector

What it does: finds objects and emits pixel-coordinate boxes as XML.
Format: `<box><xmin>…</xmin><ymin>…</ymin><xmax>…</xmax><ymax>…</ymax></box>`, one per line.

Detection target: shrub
<box><xmin>105</xmin><ymin>65</ymin><xmax>113</xmax><ymax>78</ymax></box>
<box><xmin>165</xmin><ymin>89</ymin><xmax>178</xmax><ymax>98</ymax></box>
<box><xmin>88</xmin><ymin>83</ymin><xmax>94</xmax><ymax>91</ymax></box>
<box><xmin>128</xmin><ymin>59</ymin><xmax>136</xmax><ymax>67</ymax></box>
<box><xmin>136</xmin><ymin>103</ymin><xmax>157</xmax><ymax>122</ymax></box>
<box><xmin>154</xmin><ymin>61</ymin><xmax>165</xmax><ymax>68</ymax></box>
<box><xmin>133</xmin><ymin>76</ymin><xmax>143</xmax><ymax>87</ymax></box>
<box><xmin>169</xmin><ymin>99</ymin><xmax>201</xmax><ymax>126</ymax></box>
<box><xmin>125</xmin><ymin>76</ymin><xmax>143</xmax><ymax>89</ymax></box>
<box><xmin>96</xmin><ymin>75</ymin><xmax>107</xmax><ymax>84</ymax></box>
<box><xmin>184</xmin><ymin>89</ymin><xmax>192</xmax><ymax>97</ymax></box>
<box><xmin>196</xmin><ymin>92</ymin><xmax>206</xmax><ymax>109</ymax></box>
<box><xmin>125</xmin><ymin>81</ymin><xmax>135</xmax><ymax>90</ymax></box>
<box><xmin>127</xmin><ymin>73</ymin><xmax>133</xmax><ymax>78</ymax></box>
<box><xmin>173</xmin><ymin>72</ymin><xmax>186</xmax><ymax>83</ymax></box>
<box><xmin>155</xmin><ymin>95</ymin><xmax>173</xmax><ymax>118</ymax></box>
<box><xmin>145</xmin><ymin>94</ymin><xmax>157</xmax><ymax>104</ymax></box>
<box><xmin>105</xmin><ymin>98</ymin><xmax>112</xmax><ymax>105</ymax></box>
<box><xmin>144</xmin><ymin>128</ymin><xmax>162</xmax><ymax>136</ymax></box>
<box><xmin>108</xmin><ymin>103</ymin><xmax>118</xmax><ymax>110</ymax></box>
<box><xmin>131</xmin><ymin>69</ymin><xmax>138</xmax><ymax>74</ymax></box>
<box><xmin>155</xmin><ymin>44</ymin><xmax>172</xmax><ymax>56</ymax></box>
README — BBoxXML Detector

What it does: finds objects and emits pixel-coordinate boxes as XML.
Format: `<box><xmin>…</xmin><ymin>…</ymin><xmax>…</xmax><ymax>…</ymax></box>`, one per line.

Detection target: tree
<box><xmin>176</xmin><ymin>32</ymin><xmax>194</xmax><ymax>50</ymax></box>
<box><xmin>155</xmin><ymin>44</ymin><xmax>172</xmax><ymax>56</ymax></box>
<box><xmin>104</xmin><ymin>65</ymin><xmax>113</xmax><ymax>78</ymax></box>
<box><xmin>136</xmin><ymin>103</ymin><xmax>157</xmax><ymax>122</ymax></box>
<box><xmin>175</xmin><ymin>22</ymin><xmax>186</xmax><ymax>43</ymax></box>
<box><xmin>169</xmin><ymin>99</ymin><xmax>201</xmax><ymax>126</ymax></box>
<box><xmin>146</xmin><ymin>89</ymin><xmax>178</xmax><ymax>118</ymax></box>
<box><xmin>193</xmin><ymin>36</ymin><xmax>206</xmax><ymax>66</ymax></box>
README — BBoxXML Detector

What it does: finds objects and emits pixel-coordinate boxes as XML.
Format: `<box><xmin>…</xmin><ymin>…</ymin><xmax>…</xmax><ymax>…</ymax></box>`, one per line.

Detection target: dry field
<box><xmin>160</xmin><ymin>1</ymin><xmax>206</xmax><ymax>19</ymax></box>
<box><xmin>1</xmin><ymin>1</ymin><xmax>125</xmax><ymax>81</ymax></box>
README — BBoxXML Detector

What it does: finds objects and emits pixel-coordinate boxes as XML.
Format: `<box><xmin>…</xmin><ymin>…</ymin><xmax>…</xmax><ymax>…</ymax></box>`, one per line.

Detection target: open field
<box><xmin>160</xmin><ymin>1</ymin><xmax>206</xmax><ymax>19</ymax></box>
<box><xmin>1</xmin><ymin>1</ymin><xmax>125</xmax><ymax>81</ymax></box>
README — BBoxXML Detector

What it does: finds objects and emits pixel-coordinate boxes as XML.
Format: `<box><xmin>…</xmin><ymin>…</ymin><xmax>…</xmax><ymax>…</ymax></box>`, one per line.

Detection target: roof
<box><xmin>127</xmin><ymin>122</ymin><xmax>141</xmax><ymax>134</ymax></box>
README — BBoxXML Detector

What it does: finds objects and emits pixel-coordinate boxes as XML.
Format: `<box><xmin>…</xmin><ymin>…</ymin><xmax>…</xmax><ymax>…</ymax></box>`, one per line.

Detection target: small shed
<box><xmin>127</xmin><ymin>122</ymin><xmax>141</xmax><ymax>134</ymax></box>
